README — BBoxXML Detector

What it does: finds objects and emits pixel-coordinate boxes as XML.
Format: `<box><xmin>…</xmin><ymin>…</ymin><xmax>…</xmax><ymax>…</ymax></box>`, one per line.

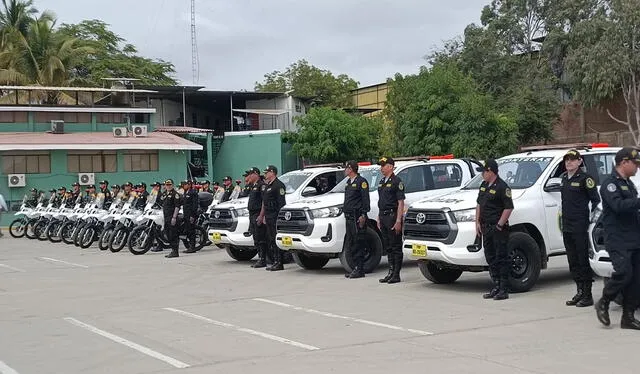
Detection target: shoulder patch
<box><xmin>261</xmin><ymin>185</ymin><xmax>267</xmax><ymax>191</ymax></box>
<box><xmin>280</xmin><ymin>188</ymin><xmax>285</xmax><ymax>195</ymax></box>
<box><xmin>480</xmin><ymin>187</ymin><xmax>486</xmax><ymax>192</ymax></box>
<box><xmin>398</xmin><ymin>182</ymin><xmax>404</xmax><ymax>191</ymax></box>
<box><xmin>505</xmin><ymin>188</ymin><xmax>512</xmax><ymax>198</ymax></box>
<box><xmin>607</xmin><ymin>183</ymin><xmax>617</xmax><ymax>192</ymax></box>
<box><xmin>361</xmin><ymin>181</ymin><xmax>368</xmax><ymax>189</ymax></box>
<box><xmin>586</xmin><ymin>178</ymin><xmax>595</xmax><ymax>189</ymax></box>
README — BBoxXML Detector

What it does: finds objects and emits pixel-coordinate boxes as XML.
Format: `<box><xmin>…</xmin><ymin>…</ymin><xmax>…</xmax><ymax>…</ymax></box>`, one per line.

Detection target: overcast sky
<box><xmin>38</xmin><ymin>0</ymin><xmax>488</xmax><ymax>90</ymax></box>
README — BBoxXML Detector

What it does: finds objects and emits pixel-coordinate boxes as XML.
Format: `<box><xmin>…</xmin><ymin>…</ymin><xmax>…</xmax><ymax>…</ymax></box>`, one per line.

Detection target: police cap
<box><xmin>123</xmin><ymin>182</ymin><xmax>133</xmax><ymax>187</ymax></box>
<box><xmin>151</xmin><ymin>181</ymin><xmax>161</xmax><ymax>187</ymax></box>
<box><xmin>345</xmin><ymin>160</ymin><xmax>359</xmax><ymax>172</ymax></box>
<box><xmin>164</xmin><ymin>179</ymin><xmax>174</xmax><ymax>185</ymax></box>
<box><xmin>263</xmin><ymin>165</ymin><xmax>278</xmax><ymax>174</ymax></box>
<box><xmin>377</xmin><ymin>157</ymin><xmax>394</xmax><ymax>166</ymax></box>
<box><xmin>201</xmin><ymin>180</ymin><xmax>210</xmax><ymax>185</ymax></box>
<box><xmin>563</xmin><ymin>149</ymin><xmax>581</xmax><ymax>161</ymax></box>
<box><xmin>476</xmin><ymin>159</ymin><xmax>499</xmax><ymax>174</ymax></box>
<box><xmin>99</xmin><ymin>180</ymin><xmax>108</xmax><ymax>185</ymax></box>
<box><xmin>86</xmin><ymin>184</ymin><xmax>96</xmax><ymax>189</ymax></box>
<box><xmin>615</xmin><ymin>147</ymin><xmax>640</xmax><ymax>165</ymax></box>
<box><xmin>72</xmin><ymin>182</ymin><xmax>80</xmax><ymax>187</ymax></box>
<box><xmin>223</xmin><ymin>176</ymin><xmax>232</xmax><ymax>182</ymax></box>
<box><xmin>49</xmin><ymin>188</ymin><xmax>56</xmax><ymax>193</ymax></box>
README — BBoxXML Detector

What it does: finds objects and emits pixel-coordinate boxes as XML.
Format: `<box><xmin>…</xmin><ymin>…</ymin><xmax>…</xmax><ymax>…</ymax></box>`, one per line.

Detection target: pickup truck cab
<box><xmin>207</xmin><ymin>165</ymin><xmax>344</xmax><ymax>261</ymax></box>
<box><xmin>403</xmin><ymin>144</ymin><xmax>622</xmax><ymax>292</ymax></box>
<box><xmin>275</xmin><ymin>157</ymin><xmax>483</xmax><ymax>273</ymax></box>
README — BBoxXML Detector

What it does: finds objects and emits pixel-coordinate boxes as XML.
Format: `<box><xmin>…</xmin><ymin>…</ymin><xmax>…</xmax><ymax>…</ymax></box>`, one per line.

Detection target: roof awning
<box><xmin>232</xmin><ymin>109</ymin><xmax>288</xmax><ymax>116</ymax></box>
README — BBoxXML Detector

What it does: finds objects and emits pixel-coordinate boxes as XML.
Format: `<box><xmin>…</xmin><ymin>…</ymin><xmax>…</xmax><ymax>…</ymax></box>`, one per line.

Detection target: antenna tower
<box><xmin>190</xmin><ymin>0</ymin><xmax>199</xmax><ymax>85</ymax></box>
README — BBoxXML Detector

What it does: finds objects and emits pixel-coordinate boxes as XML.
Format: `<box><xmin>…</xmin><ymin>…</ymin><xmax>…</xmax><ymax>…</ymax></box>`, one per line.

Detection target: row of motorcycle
<box><xmin>7</xmin><ymin>190</ymin><xmax>214</xmax><ymax>254</ymax></box>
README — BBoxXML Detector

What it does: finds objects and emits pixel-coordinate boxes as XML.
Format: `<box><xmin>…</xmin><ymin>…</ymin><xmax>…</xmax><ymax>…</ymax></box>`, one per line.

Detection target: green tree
<box><xmin>384</xmin><ymin>63</ymin><xmax>518</xmax><ymax>159</ymax></box>
<box><xmin>58</xmin><ymin>20</ymin><xmax>177</xmax><ymax>86</ymax></box>
<box><xmin>0</xmin><ymin>0</ymin><xmax>38</xmax><ymax>47</ymax></box>
<box><xmin>255</xmin><ymin>59</ymin><xmax>358</xmax><ymax>108</ymax></box>
<box><xmin>283</xmin><ymin>107</ymin><xmax>382</xmax><ymax>163</ymax></box>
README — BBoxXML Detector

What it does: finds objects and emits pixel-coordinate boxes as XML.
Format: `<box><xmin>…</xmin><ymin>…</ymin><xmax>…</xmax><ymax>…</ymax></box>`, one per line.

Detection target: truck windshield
<box><xmin>331</xmin><ymin>168</ymin><xmax>382</xmax><ymax>193</ymax></box>
<box><xmin>279</xmin><ymin>172</ymin><xmax>313</xmax><ymax>194</ymax></box>
<box><xmin>463</xmin><ymin>157</ymin><xmax>554</xmax><ymax>190</ymax></box>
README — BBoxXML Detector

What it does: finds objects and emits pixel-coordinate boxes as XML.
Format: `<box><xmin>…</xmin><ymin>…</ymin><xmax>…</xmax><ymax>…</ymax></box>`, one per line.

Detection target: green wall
<box><xmin>211</xmin><ymin>132</ymin><xmax>283</xmax><ymax>183</ymax></box>
<box><xmin>0</xmin><ymin>112</ymin><xmax>152</xmax><ymax>133</ymax></box>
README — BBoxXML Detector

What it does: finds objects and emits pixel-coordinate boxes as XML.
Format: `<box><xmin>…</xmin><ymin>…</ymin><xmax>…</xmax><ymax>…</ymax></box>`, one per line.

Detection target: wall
<box><xmin>143</xmin><ymin>99</ymin><xmax>227</xmax><ymax>132</ymax></box>
<box><xmin>0</xmin><ymin>111</ymin><xmax>153</xmax><ymax>133</ymax></box>
<box><xmin>245</xmin><ymin>96</ymin><xmax>306</xmax><ymax>132</ymax></box>
<box><xmin>352</xmin><ymin>83</ymin><xmax>387</xmax><ymax>116</ymax></box>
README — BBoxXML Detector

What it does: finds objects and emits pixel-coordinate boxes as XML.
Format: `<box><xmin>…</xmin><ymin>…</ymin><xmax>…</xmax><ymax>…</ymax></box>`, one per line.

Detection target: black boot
<box><xmin>621</xmin><ymin>308</ymin><xmax>640</xmax><ymax>330</ymax></box>
<box><xmin>595</xmin><ymin>297</ymin><xmax>611</xmax><ymax>326</ymax></box>
<box><xmin>165</xmin><ymin>248</ymin><xmax>179</xmax><ymax>258</ymax></box>
<box><xmin>483</xmin><ymin>284</ymin><xmax>500</xmax><ymax>299</ymax></box>
<box><xmin>346</xmin><ymin>267</ymin><xmax>365</xmax><ymax>279</ymax></box>
<box><xmin>576</xmin><ymin>282</ymin><xmax>594</xmax><ymax>307</ymax></box>
<box><xmin>378</xmin><ymin>256</ymin><xmax>393</xmax><ymax>283</ymax></box>
<box><xmin>268</xmin><ymin>249</ymin><xmax>284</xmax><ymax>271</ymax></box>
<box><xmin>184</xmin><ymin>239</ymin><xmax>197</xmax><ymax>253</ymax></box>
<box><xmin>493</xmin><ymin>278</ymin><xmax>509</xmax><ymax>300</ymax></box>
<box><xmin>252</xmin><ymin>244</ymin><xmax>267</xmax><ymax>268</ymax></box>
<box><xmin>387</xmin><ymin>254</ymin><xmax>402</xmax><ymax>284</ymax></box>
<box><xmin>566</xmin><ymin>282</ymin><xmax>584</xmax><ymax>306</ymax></box>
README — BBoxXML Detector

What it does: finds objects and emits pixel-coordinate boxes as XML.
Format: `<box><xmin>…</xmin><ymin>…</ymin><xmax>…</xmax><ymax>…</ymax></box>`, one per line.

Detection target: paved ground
<box><xmin>0</xmin><ymin>237</ymin><xmax>638</xmax><ymax>374</ymax></box>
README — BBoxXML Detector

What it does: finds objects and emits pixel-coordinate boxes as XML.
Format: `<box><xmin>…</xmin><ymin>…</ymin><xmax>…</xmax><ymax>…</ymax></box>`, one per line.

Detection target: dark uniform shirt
<box><xmin>239</xmin><ymin>184</ymin><xmax>251</xmax><ymax>198</ymax></box>
<box><xmin>262</xmin><ymin>178</ymin><xmax>287</xmax><ymax>219</ymax></box>
<box><xmin>160</xmin><ymin>189</ymin><xmax>182</xmax><ymax>221</ymax></box>
<box><xmin>477</xmin><ymin>177</ymin><xmax>514</xmax><ymax>225</ymax></box>
<box><xmin>66</xmin><ymin>190</ymin><xmax>80</xmax><ymax>208</ymax></box>
<box><xmin>344</xmin><ymin>174</ymin><xmax>371</xmax><ymax>217</ymax></box>
<box><xmin>101</xmin><ymin>188</ymin><xmax>113</xmax><ymax>207</ymax></box>
<box><xmin>560</xmin><ymin>171</ymin><xmax>600</xmax><ymax>232</ymax></box>
<box><xmin>221</xmin><ymin>185</ymin><xmax>234</xmax><ymax>202</ymax></box>
<box><xmin>599</xmin><ymin>170</ymin><xmax>640</xmax><ymax>250</ymax></box>
<box><xmin>183</xmin><ymin>188</ymin><xmax>199</xmax><ymax>217</ymax></box>
<box><xmin>377</xmin><ymin>174</ymin><xmax>405</xmax><ymax>212</ymax></box>
<box><xmin>248</xmin><ymin>180</ymin><xmax>265</xmax><ymax>214</ymax></box>
<box><xmin>135</xmin><ymin>190</ymin><xmax>149</xmax><ymax>210</ymax></box>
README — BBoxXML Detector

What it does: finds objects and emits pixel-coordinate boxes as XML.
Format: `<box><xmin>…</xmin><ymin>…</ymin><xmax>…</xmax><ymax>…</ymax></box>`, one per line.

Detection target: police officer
<box><xmin>258</xmin><ymin>165</ymin><xmax>287</xmax><ymax>271</ymax></box>
<box><xmin>560</xmin><ymin>149</ymin><xmax>601</xmax><ymax>307</ymax></box>
<box><xmin>161</xmin><ymin>179</ymin><xmax>182</xmax><ymax>258</ymax></box>
<box><xmin>135</xmin><ymin>182</ymin><xmax>149</xmax><ymax>210</ymax></box>
<box><xmin>476</xmin><ymin>159</ymin><xmax>514</xmax><ymax>300</ymax></box>
<box><xmin>99</xmin><ymin>180</ymin><xmax>112</xmax><ymax>208</ymax></box>
<box><xmin>245</xmin><ymin>167</ymin><xmax>268</xmax><ymax>268</ymax></box>
<box><xmin>200</xmin><ymin>180</ymin><xmax>213</xmax><ymax>193</ymax></box>
<box><xmin>377</xmin><ymin>157</ymin><xmax>405</xmax><ymax>284</ymax></box>
<box><xmin>595</xmin><ymin>147</ymin><xmax>640</xmax><ymax>329</ymax></box>
<box><xmin>343</xmin><ymin>160</ymin><xmax>371</xmax><ymax>279</ymax></box>
<box><xmin>181</xmin><ymin>180</ymin><xmax>200</xmax><ymax>253</ymax></box>
<box><xmin>239</xmin><ymin>171</ymin><xmax>252</xmax><ymax>198</ymax></box>
<box><xmin>26</xmin><ymin>188</ymin><xmax>39</xmax><ymax>207</ymax></box>
<box><xmin>221</xmin><ymin>176</ymin><xmax>234</xmax><ymax>202</ymax></box>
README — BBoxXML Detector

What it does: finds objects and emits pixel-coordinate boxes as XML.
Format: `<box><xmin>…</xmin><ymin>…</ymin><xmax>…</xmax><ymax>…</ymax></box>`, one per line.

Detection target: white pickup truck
<box><xmin>275</xmin><ymin>157</ymin><xmax>483</xmax><ymax>273</ymax></box>
<box><xmin>403</xmin><ymin>144</ymin><xmax>622</xmax><ymax>292</ymax></box>
<box><xmin>207</xmin><ymin>165</ymin><xmax>345</xmax><ymax>261</ymax></box>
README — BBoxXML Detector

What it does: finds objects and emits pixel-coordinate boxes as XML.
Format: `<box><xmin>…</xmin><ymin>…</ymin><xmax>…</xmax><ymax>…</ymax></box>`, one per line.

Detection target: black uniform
<box><xmin>101</xmin><ymin>187</ymin><xmax>113</xmax><ymax>209</ymax></box>
<box><xmin>239</xmin><ymin>184</ymin><xmax>251</xmax><ymax>198</ymax></box>
<box><xmin>560</xmin><ymin>170</ymin><xmax>600</xmax><ymax>305</ymax></box>
<box><xmin>599</xmin><ymin>171</ymin><xmax>640</xmax><ymax>311</ymax></box>
<box><xmin>221</xmin><ymin>185</ymin><xmax>234</xmax><ymax>202</ymax></box>
<box><xmin>135</xmin><ymin>190</ymin><xmax>149</xmax><ymax>210</ymax></box>
<box><xmin>160</xmin><ymin>189</ymin><xmax>182</xmax><ymax>254</ymax></box>
<box><xmin>377</xmin><ymin>173</ymin><xmax>405</xmax><ymax>283</ymax></box>
<box><xmin>248</xmin><ymin>179</ymin><xmax>268</xmax><ymax>267</ymax></box>
<box><xmin>262</xmin><ymin>178</ymin><xmax>287</xmax><ymax>269</ymax></box>
<box><xmin>343</xmin><ymin>174</ymin><xmax>371</xmax><ymax>277</ymax></box>
<box><xmin>477</xmin><ymin>177</ymin><xmax>514</xmax><ymax>293</ymax></box>
<box><xmin>182</xmin><ymin>187</ymin><xmax>199</xmax><ymax>252</ymax></box>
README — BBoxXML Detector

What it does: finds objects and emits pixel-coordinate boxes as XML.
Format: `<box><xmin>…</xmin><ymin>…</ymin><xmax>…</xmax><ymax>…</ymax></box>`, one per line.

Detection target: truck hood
<box><xmin>214</xmin><ymin>197</ymin><xmax>249</xmax><ymax>209</ymax></box>
<box><xmin>283</xmin><ymin>192</ymin><xmax>346</xmax><ymax>210</ymax></box>
<box><xmin>411</xmin><ymin>188</ymin><xmax>526</xmax><ymax>211</ymax></box>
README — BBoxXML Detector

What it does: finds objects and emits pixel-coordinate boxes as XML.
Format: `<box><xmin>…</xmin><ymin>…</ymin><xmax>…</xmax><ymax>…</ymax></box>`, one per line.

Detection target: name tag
<box><xmin>386</xmin><ymin>184</ymin><xmax>392</xmax><ymax>187</ymax></box>
<box><xmin>351</xmin><ymin>184</ymin><xmax>356</xmax><ymax>187</ymax></box>
<box><xmin>489</xmin><ymin>190</ymin><xmax>496</xmax><ymax>194</ymax></box>
<box><xmin>480</xmin><ymin>187</ymin><xmax>486</xmax><ymax>191</ymax></box>
<box><xmin>621</xmin><ymin>185</ymin><xmax>629</xmax><ymax>191</ymax></box>
<box><xmin>571</xmin><ymin>182</ymin><xmax>581</xmax><ymax>187</ymax></box>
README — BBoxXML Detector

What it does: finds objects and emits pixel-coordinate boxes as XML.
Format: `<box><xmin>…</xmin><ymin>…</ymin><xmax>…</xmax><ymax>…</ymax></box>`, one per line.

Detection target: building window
<box><xmin>123</xmin><ymin>150</ymin><xmax>159</xmax><ymax>172</ymax></box>
<box><xmin>67</xmin><ymin>151</ymin><xmax>117</xmax><ymax>173</ymax></box>
<box><xmin>2</xmin><ymin>151</ymin><xmax>51</xmax><ymax>174</ymax></box>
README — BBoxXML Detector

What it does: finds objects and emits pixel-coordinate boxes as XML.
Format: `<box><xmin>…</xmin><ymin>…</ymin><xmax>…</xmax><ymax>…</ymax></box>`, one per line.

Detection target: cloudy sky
<box><xmin>38</xmin><ymin>0</ymin><xmax>488</xmax><ymax>90</ymax></box>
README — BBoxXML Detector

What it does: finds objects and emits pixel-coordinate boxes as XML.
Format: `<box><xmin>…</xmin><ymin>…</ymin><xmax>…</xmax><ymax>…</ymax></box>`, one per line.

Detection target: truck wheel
<box><xmin>338</xmin><ymin>227</ymin><xmax>383</xmax><ymax>273</ymax></box>
<box><xmin>508</xmin><ymin>232</ymin><xmax>542</xmax><ymax>293</ymax></box>
<box><xmin>293</xmin><ymin>252</ymin><xmax>330</xmax><ymax>270</ymax></box>
<box><xmin>418</xmin><ymin>261</ymin><xmax>463</xmax><ymax>284</ymax></box>
<box><xmin>225</xmin><ymin>246</ymin><xmax>258</xmax><ymax>261</ymax></box>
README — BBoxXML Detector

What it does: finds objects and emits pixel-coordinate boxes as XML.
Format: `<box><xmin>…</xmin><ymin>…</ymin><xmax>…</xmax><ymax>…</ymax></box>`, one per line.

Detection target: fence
<box><xmin>550</xmin><ymin>130</ymin><xmax>638</xmax><ymax>147</ymax></box>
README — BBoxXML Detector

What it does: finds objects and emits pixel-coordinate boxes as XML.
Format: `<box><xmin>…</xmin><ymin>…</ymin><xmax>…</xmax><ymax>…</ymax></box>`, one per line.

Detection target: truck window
<box><xmin>582</xmin><ymin>153</ymin><xmax>615</xmax><ymax>185</ymax></box>
<box><xmin>428</xmin><ymin>164</ymin><xmax>464</xmax><ymax>189</ymax></box>
<box><xmin>397</xmin><ymin>166</ymin><xmax>425</xmax><ymax>193</ymax></box>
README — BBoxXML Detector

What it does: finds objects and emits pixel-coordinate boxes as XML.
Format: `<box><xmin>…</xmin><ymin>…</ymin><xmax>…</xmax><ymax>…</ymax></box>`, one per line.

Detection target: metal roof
<box><xmin>0</xmin><ymin>85</ymin><xmax>158</xmax><ymax>93</ymax></box>
<box><xmin>154</xmin><ymin>126</ymin><xmax>217</xmax><ymax>134</ymax></box>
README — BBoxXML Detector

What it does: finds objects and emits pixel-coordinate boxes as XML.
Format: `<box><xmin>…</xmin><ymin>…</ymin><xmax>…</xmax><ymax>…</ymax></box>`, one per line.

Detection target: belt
<box><xmin>380</xmin><ymin>209</ymin><xmax>395</xmax><ymax>216</ymax></box>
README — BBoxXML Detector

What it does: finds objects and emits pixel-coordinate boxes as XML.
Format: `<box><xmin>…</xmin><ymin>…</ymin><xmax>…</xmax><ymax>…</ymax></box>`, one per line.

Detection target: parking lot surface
<box><xmin>1</xmin><ymin>238</ymin><xmax>639</xmax><ymax>374</ymax></box>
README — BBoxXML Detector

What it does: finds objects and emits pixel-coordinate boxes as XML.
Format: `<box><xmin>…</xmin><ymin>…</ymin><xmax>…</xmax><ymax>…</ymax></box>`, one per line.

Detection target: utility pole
<box><xmin>190</xmin><ymin>0</ymin><xmax>199</xmax><ymax>85</ymax></box>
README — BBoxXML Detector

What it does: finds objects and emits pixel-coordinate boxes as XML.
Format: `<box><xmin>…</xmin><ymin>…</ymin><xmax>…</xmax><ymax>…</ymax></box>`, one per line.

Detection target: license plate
<box><xmin>412</xmin><ymin>244</ymin><xmax>427</xmax><ymax>257</ymax></box>
<box><xmin>281</xmin><ymin>236</ymin><xmax>292</xmax><ymax>247</ymax></box>
<box><xmin>211</xmin><ymin>232</ymin><xmax>221</xmax><ymax>242</ymax></box>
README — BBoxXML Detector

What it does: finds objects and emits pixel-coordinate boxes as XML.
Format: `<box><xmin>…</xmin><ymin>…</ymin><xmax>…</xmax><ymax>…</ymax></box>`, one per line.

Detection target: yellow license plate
<box><xmin>211</xmin><ymin>232</ymin><xmax>221</xmax><ymax>242</ymax></box>
<box><xmin>412</xmin><ymin>244</ymin><xmax>427</xmax><ymax>257</ymax></box>
<box><xmin>281</xmin><ymin>236</ymin><xmax>292</xmax><ymax>247</ymax></box>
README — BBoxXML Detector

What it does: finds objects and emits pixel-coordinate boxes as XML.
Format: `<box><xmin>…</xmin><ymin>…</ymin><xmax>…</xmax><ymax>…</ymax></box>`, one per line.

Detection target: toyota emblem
<box><xmin>416</xmin><ymin>212</ymin><xmax>426</xmax><ymax>224</ymax></box>
<box><xmin>284</xmin><ymin>211</ymin><xmax>292</xmax><ymax>221</ymax></box>
<box><xmin>214</xmin><ymin>211</ymin><xmax>220</xmax><ymax>219</ymax></box>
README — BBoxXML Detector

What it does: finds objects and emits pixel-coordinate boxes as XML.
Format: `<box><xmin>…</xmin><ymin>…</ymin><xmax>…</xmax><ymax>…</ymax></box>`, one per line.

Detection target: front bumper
<box><xmin>403</xmin><ymin>222</ymin><xmax>488</xmax><ymax>266</ymax></box>
<box><xmin>276</xmin><ymin>216</ymin><xmax>345</xmax><ymax>254</ymax></box>
<box><xmin>208</xmin><ymin>216</ymin><xmax>253</xmax><ymax>247</ymax></box>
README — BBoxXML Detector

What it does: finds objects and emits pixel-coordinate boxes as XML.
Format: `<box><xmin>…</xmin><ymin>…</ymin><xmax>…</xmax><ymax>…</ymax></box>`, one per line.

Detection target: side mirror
<box><xmin>544</xmin><ymin>177</ymin><xmax>562</xmax><ymax>192</ymax></box>
<box><xmin>301</xmin><ymin>186</ymin><xmax>317</xmax><ymax>197</ymax></box>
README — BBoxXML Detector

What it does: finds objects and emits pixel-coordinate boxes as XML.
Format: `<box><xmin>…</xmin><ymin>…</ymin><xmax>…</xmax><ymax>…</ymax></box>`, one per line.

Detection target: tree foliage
<box><xmin>255</xmin><ymin>59</ymin><xmax>358</xmax><ymax>108</ymax></box>
<box><xmin>283</xmin><ymin>107</ymin><xmax>382</xmax><ymax>163</ymax></box>
<box><xmin>384</xmin><ymin>63</ymin><xmax>519</xmax><ymax>159</ymax></box>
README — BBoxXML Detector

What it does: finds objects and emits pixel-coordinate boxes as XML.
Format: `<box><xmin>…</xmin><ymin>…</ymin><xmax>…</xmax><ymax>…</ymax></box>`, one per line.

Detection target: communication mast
<box><xmin>190</xmin><ymin>0</ymin><xmax>199</xmax><ymax>85</ymax></box>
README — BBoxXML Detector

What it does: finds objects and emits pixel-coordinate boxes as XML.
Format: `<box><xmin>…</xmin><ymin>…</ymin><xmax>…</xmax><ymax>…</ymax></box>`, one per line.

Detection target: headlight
<box><xmin>235</xmin><ymin>208</ymin><xmax>249</xmax><ymax>217</ymax></box>
<box><xmin>309</xmin><ymin>205</ymin><xmax>343</xmax><ymax>219</ymax></box>
<box><xmin>453</xmin><ymin>208</ymin><xmax>476</xmax><ymax>222</ymax></box>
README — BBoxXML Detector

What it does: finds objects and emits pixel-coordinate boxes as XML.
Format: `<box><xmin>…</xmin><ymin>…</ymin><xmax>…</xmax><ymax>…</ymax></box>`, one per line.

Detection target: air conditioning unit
<box><xmin>78</xmin><ymin>173</ymin><xmax>95</xmax><ymax>186</ymax></box>
<box><xmin>51</xmin><ymin>120</ymin><xmax>64</xmax><ymax>134</ymax></box>
<box><xmin>132</xmin><ymin>125</ymin><xmax>148</xmax><ymax>137</ymax></box>
<box><xmin>8</xmin><ymin>174</ymin><xmax>26</xmax><ymax>187</ymax></box>
<box><xmin>113</xmin><ymin>127</ymin><xmax>128</xmax><ymax>137</ymax></box>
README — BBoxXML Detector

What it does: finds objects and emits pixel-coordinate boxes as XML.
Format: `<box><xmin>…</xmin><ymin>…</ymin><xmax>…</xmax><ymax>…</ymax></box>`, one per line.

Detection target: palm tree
<box><xmin>0</xmin><ymin>0</ymin><xmax>38</xmax><ymax>47</ymax></box>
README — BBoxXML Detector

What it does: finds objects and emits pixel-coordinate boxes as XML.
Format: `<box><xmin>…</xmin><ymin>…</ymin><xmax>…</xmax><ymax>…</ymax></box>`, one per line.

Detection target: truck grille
<box><xmin>208</xmin><ymin>209</ymin><xmax>236</xmax><ymax>230</ymax></box>
<box><xmin>277</xmin><ymin>209</ymin><xmax>313</xmax><ymax>236</ymax></box>
<box><xmin>404</xmin><ymin>209</ymin><xmax>457</xmax><ymax>244</ymax></box>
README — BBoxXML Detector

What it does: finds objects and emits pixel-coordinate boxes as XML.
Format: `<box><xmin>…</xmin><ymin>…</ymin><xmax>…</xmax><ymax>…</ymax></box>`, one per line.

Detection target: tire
<box><xmin>35</xmin><ymin>219</ymin><xmax>49</xmax><ymax>241</ymax></box>
<box><xmin>109</xmin><ymin>226</ymin><xmax>129</xmax><ymax>253</ymax></box>
<box><xmin>192</xmin><ymin>226</ymin><xmax>207</xmax><ymax>251</ymax></box>
<box><xmin>9</xmin><ymin>218</ymin><xmax>27</xmax><ymax>238</ymax></box>
<box><xmin>507</xmin><ymin>232</ymin><xmax>542</xmax><ymax>293</ymax></box>
<box><xmin>79</xmin><ymin>226</ymin><xmax>97</xmax><ymax>249</ymax></box>
<box><xmin>46</xmin><ymin>220</ymin><xmax>62</xmax><ymax>243</ymax></box>
<box><xmin>338</xmin><ymin>227</ymin><xmax>383</xmax><ymax>274</ymax></box>
<box><xmin>98</xmin><ymin>224</ymin><xmax>114</xmax><ymax>251</ymax></box>
<box><xmin>225</xmin><ymin>246</ymin><xmax>258</xmax><ymax>261</ymax></box>
<box><xmin>24</xmin><ymin>218</ymin><xmax>38</xmax><ymax>239</ymax></box>
<box><xmin>128</xmin><ymin>226</ymin><xmax>154</xmax><ymax>255</ymax></box>
<box><xmin>61</xmin><ymin>221</ymin><xmax>76</xmax><ymax>244</ymax></box>
<box><xmin>418</xmin><ymin>261</ymin><xmax>463</xmax><ymax>284</ymax></box>
<box><xmin>293</xmin><ymin>252</ymin><xmax>330</xmax><ymax>270</ymax></box>
<box><xmin>72</xmin><ymin>223</ymin><xmax>86</xmax><ymax>247</ymax></box>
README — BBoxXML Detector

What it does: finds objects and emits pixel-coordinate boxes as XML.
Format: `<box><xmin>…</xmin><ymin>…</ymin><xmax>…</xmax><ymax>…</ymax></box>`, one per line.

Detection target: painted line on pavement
<box><xmin>0</xmin><ymin>263</ymin><xmax>25</xmax><ymax>272</ymax></box>
<box><xmin>163</xmin><ymin>307</ymin><xmax>319</xmax><ymax>351</ymax></box>
<box><xmin>0</xmin><ymin>360</ymin><xmax>20</xmax><ymax>374</ymax></box>
<box><xmin>63</xmin><ymin>317</ymin><xmax>190</xmax><ymax>369</ymax></box>
<box><xmin>253</xmin><ymin>298</ymin><xmax>433</xmax><ymax>336</ymax></box>
<box><xmin>37</xmin><ymin>257</ymin><xmax>89</xmax><ymax>269</ymax></box>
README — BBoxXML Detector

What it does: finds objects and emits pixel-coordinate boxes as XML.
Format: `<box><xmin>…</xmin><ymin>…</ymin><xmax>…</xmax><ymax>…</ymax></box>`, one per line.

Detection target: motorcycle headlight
<box><xmin>453</xmin><ymin>208</ymin><xmax>476</xmax><ymax>222</ymax></box>
<box><xmin>309</xmin><ymin>205</ymin><xmax>343</xmax><ymax>219</ymax></box>
<box><xmin>235</xmin><ymin>208</ymin><xmax>249</xmax><ymax>217</ymax></box>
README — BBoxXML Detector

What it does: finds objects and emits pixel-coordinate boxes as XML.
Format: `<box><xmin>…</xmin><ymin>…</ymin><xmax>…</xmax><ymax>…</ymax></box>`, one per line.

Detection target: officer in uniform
<box><xmin>239</xmin><ymin>171</ymin><xmax>252</xmax><ymax>198</ymax></box>
<box><xmin>343</xmin><ymin>160</ymin><xmax>371</xmax><ymax>279</ymax></box>
<box><xmin>476</xmin><ymin>159</ymin><xmax>514</xmax><ymax>300</ymax></box>
<box><xmin>258</xmin><ymin>165</ymin><xmax>287</xmax><ymax>271</ymax></box>
<box><xmin>200</xmin><ymin>180</ymin><xmax>213</xmax><ymax>194</ymax></box>
<box><xmin>26</xmin><ymin>188</ymin><xmax>39</xmax><ymax>207</ymax></box>
<box><xmin>181</xmin><ymin>180</ymin><xmax>200</xmax><ymax>253</ymax></box>
<box><xmin>221</xmin><ymin>176</ymin><xmax>234</xmax><ymax>202</ymax></box>
<box><xmin>160</xmin><ymin>179</ymin><xmax>182</xmax><ymax>258</ymax></box>
<box><xmin>595</xmin><ymin>148</ymin><xmax>640</xmax><ymax>329</ymax></box>
<box><xmin>99</xmin><ymin>180</ymin><xmax>112</xmax><ymax>208</ymax></box>
<box><xmin>245</xmin><ymin>167</ymin><xmax>268</xmax><ymax>268</ymax></box>
<box><xmin>560</xmin><ymin>149</ymin><xmax>601</xmax><ymax>307</ymax></box>
<box><xmin>377</xmin><ymin>157</ymin><xmax>405</xmax><ymax>284</ymax></box>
